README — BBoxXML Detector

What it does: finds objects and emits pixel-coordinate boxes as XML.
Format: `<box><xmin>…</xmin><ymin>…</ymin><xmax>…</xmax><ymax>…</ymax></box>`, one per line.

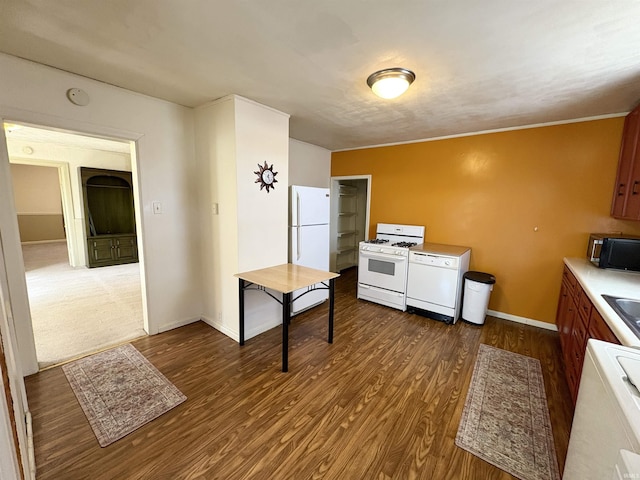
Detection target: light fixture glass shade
<box><xmin>367</xmin><ymin>68</ymin><xmax>415</xmax><ymax>99</ymax></box>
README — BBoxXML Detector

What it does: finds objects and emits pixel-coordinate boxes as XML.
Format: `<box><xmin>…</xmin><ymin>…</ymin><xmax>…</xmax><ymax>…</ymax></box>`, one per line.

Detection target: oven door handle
<box><xmin>359</xmin><ymin>251</ymin><xmax>407</xmax><ymax>262</ymax></box>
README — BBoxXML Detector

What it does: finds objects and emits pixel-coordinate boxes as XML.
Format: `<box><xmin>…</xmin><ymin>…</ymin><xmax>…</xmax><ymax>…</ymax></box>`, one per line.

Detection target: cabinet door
<box><xmin>556</xmin><ymin>280</ymin><xmax>575</xmax><ymax>352</ymax></box>
<box><xmin>588</xmin><ymin>308</ymin><xmax>620</xmax><ymax>344</ymax></box>
<box><xmin>626</xmin><ymin>135</ymin><xmax>640</xmax><ymax>219</ymax></box>
<box><xmin>577</xmin><ymin>289</ymin><xmax>592</xmax><ymax>325</ymax></box>
<box><xmin>88</xmin><ymin>238</ymin><xmax>115</xmax><ymax>264</ymax></box>
<box><xmin>562</xmin><ymin>266</ymin><xmax>577</xmax><ymax>296</ymax></box>
<box><xmin>612</xmin><ymin>106</ymin><xmax>640</xmax><ymax>219</ymax></box>
<box><xmin>114</xmin><ymin>235</ymin><xmax>138</xmax><ymax>262</ymax></box>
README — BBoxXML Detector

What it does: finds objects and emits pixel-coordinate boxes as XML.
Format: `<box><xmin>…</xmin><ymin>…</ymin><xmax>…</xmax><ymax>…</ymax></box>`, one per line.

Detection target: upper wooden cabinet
<box><xmin>611</xmin><ymin>103</ymin><xmax>640</xmax><ymax>220</ymax></box>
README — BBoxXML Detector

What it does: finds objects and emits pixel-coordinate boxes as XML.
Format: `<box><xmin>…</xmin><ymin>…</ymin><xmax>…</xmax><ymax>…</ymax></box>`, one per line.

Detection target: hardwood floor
<box><xmin>25</xmin><ymin>268</ymin><xmax>574</xmax><ymax>479</ymax></box>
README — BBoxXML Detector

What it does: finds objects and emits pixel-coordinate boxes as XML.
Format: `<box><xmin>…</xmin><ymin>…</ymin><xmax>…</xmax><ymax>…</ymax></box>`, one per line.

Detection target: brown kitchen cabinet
<box><xmin>611</xmin><ymin>103</ymin><xmax>640</xmax><ymax>220</ymax></box>
<box><xmin>556</xmin><ymin>265</ymin><xmax>621</xmax><ymax>404</ymax></box>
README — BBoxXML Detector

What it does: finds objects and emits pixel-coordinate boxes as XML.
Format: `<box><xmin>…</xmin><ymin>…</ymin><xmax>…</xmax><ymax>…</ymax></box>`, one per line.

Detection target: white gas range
<box><xmin>357</xmin><ymin>223</ymin><xmax>425</xmax><ymax>311</ymax></box>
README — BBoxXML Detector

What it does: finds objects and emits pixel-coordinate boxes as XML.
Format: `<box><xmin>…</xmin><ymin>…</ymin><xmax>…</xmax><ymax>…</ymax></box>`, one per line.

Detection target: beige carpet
<box><xmin>22</xmin><ymin>242</ymin><xmax>146</xmax><ymax>368</ymax></box>
<box><xmin>455</xmin><ymin>344</ymin><xmax>560</xmax><ymax>480</ymax></box>
<box><xmin>63</xmin><ymin>344</ymin><xmax>186</xmax><ymax>447</ymax></box>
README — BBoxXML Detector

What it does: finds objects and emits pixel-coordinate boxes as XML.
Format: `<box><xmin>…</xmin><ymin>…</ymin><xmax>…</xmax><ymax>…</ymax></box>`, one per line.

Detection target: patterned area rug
<box><xmin>455</xmin><ymin>344</ymin><xmax>560</xmax><ymax>480</ymax></box>
<box><xmin>63</xmin><ymin>344</ymin><xmax>186</xmax><ymax>447</ymax></box>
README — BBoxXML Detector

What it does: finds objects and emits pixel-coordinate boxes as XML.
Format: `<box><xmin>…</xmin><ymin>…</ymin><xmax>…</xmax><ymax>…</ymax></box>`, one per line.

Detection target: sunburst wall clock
<box><xmin>254</xmin><ymin>161</ymin><xmax>278</xmax><ymax>193</ymax></box>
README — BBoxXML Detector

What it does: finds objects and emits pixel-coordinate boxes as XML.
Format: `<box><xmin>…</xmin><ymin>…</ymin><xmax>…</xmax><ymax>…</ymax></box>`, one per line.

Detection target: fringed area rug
<box><xmin>63</xmin><ymin>344</ymin><xmax>186</xmax><ymax>447</ymax></box>
<box><xmin>455</xmin><ymin>344</ymin><xmax>560</xmax><ymax>480</ymax></box>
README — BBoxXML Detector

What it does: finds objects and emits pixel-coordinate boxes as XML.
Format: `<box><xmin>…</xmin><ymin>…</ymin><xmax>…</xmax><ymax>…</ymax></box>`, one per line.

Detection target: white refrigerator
<box><xmin>289</xmin><ymin>185</ymin><xmax>330</xmax><ymax>315</ymax></box>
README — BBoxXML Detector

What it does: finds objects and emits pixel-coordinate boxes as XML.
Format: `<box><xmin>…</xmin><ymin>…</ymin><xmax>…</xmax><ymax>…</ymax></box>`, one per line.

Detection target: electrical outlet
<box><xmin>212</xmin><ymin>203</ymin><xmax>219</xmax><ymax>215</ymax></box>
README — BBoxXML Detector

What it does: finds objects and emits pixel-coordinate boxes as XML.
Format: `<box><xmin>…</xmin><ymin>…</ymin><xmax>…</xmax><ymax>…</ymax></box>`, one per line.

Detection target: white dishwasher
<box><xmin>406</xmin><ymin>242</ymin><xmax>470</xmax><ymax>324</ymax></box>
<box><xmin>564</xmin><ymin>339</ymin><xmax>640</xmax><ymax>480</ymax></box>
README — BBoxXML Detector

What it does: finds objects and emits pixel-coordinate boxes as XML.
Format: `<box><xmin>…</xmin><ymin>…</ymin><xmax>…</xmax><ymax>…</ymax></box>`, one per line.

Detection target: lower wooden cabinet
<box><xmin>556</xmin><ymin>265</ymin><xmax>620</xmax><ymax>404</ymax></box>
<box><xmin>87</xmin><ymin>234</ymin><xmax>138</xmax><ymax>268</ymax></box>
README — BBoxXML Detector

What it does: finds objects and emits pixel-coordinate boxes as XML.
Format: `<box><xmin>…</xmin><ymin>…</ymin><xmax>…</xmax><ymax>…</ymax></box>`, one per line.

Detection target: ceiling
<box><xmin>1</xmin><ymin>1</ymin><xmax>640</xmax><ymax>151</ymax></box>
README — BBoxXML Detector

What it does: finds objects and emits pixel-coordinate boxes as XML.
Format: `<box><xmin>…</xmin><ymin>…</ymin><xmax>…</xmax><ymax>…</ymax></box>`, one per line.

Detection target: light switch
<box><xmin>152</xmin><ymin>202</ymin><xmax>162</xmax><ymax>214</ymax></box>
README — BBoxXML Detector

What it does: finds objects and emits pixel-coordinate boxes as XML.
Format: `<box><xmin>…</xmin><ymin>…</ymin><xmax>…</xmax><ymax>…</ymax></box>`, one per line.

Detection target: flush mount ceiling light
<box><xmin>366</xmin><ymin>68</ymin><xmax>416</xmax><ymax>99</ymax></box>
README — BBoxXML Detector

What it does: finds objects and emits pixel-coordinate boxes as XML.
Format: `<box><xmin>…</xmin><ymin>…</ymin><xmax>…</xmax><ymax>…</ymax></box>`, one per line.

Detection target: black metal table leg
<box><xmin>282</xmin><ymin>292</ymin><xmax>290</xmax><ymax>372</ymax></box>
<box><xmin>328</xmin><ymin>278</ymin><xmax>335</xmax><ymax>344</ymax></box>
<box><xmin>239</xmin><ymin>278</ymin><xmax>245</xmax><ymax>346</ymax></box>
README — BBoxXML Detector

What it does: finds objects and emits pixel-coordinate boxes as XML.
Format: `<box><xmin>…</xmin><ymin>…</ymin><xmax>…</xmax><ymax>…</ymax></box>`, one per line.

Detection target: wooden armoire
<box><xmin>81</xmin><ymin>167</ymin><xmax>138</xmax><ymax>268</ymax></box>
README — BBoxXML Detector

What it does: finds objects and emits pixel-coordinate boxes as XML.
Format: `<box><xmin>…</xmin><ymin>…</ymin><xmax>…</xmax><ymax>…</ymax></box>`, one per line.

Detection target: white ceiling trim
<box><xmin>331</xmin><ymin>112</ymin><xmax>629</xmax><ymax>153</ymax></box>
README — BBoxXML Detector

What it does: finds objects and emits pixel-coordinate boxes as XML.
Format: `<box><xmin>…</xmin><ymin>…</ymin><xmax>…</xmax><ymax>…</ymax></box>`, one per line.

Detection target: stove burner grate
<box><xmin>365</xmin><ymin>238</ymin><xmax>389</xmax><ymax>244</ymax></box>
<box><xmin>393</xmin><ymin>241</ymin><xmax>417</xmax><ymax>248</ymax></box>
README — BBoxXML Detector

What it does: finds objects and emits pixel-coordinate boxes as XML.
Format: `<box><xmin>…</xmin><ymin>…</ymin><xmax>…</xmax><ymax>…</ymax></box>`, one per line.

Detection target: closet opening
<box><xmin>329</xmin><ymin>175</ymin><xmax>371</xmax><ymax>274</ymax></box>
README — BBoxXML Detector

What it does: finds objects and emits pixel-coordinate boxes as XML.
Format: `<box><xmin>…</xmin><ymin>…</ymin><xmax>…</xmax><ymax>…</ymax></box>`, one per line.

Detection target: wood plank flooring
<box><xmin>25</xmin><ymin>268</ymin><xmax>574</xmax><ymax>479</ymax></box>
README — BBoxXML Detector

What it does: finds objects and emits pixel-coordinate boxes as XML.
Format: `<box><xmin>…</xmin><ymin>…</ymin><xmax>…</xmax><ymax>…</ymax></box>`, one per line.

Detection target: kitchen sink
<box><xmin>602</xmin><ymin>295</ymin><xmax>640</xmax><ymax>337</ymax></box>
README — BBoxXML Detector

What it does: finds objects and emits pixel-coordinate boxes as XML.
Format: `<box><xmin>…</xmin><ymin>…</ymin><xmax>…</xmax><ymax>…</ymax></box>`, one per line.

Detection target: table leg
<box><xmin>282</xmin><ymin>292</ymin><xmax>290</xmax><ymax>372</ymax></box>
<box><xmin>239</xmin><ymin>278</ymin><xmax>245</xmax><ymax>346</ymax></box>
<box><xmin>328</xmin><ymin>278</ymin><xmax>335</xmax><ymax>344</ymax></box>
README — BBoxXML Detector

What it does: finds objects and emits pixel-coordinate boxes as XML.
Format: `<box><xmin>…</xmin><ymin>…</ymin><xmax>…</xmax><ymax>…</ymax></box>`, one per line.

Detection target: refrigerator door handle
<box><xmin>296</xmin><ymin>192</ymin><xmax>301</xmax><ymax>260</ymax></box>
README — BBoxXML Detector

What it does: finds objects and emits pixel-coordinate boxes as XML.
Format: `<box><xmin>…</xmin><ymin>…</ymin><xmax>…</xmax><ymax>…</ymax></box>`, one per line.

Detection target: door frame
<box><xmin>1</xmin><ymin>112</ymin><xmax>149</xmax><ymax>376</ymax></box>
<box><xmin>0</xmin><ymin>128</ymin><xmax>33</xmax><ymax>480</ymax></box>
<box><xmin>9</xmin><ymin>158</ymin><xmax>79</xmax><ymax>266</ymax></box>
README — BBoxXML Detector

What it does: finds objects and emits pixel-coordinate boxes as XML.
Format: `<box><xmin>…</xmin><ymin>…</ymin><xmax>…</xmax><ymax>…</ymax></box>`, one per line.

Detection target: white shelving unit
<box><xmin>335</xmin><ymin>185</ymin><xmax>358</xmax><ymax>271</ymax></box>
<box><xmin>329</xmin><ymin>176</ymin><xmax>370</xmax><ymax>273</ymax></box>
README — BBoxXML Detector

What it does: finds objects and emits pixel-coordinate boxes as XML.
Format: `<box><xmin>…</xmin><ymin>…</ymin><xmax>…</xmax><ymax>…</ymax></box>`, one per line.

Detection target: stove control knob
<box><xmin>444</xmin><ymin>260</ymin><xmax>451</xmax><ymax>266</ymax></box>
<box><xmin>395</xmin><ymin>250</ymin><xmax>401</xmax><ymax>255</ymax></box>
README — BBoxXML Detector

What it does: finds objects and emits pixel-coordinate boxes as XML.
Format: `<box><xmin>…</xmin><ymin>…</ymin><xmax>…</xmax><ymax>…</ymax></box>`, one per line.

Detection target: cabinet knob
<box><xmin>633</xmin><ymin>181</ymin><xmax>639</xmax><ymax>195</ymax></box>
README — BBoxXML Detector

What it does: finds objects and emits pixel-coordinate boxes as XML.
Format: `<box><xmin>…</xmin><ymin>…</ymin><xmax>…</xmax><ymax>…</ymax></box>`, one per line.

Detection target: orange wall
<box><xmin>331</xmin><ymin>118</ymin><xmax>640</xmax><ymax>325</ymax></box>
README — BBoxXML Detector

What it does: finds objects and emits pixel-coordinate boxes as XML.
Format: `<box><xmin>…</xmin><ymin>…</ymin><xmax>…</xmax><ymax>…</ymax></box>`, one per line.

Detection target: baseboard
<box><xmin>158</xmin><ymin>316</ymin><xmax>201</xmax><ymax>334</ymax></box>
<box><xmin>201</xmin><ymin>315</ymin><xmax>238</xmax><ymax>342</ymax></box>
<box><xmin>487</xmin><ymin>309</ymin><xmax>557</xmax><ymax>332</ymax></box>
<box><xmin>201</xmin><ymin>315</ymin><xmax>281</xmax><ymax>343</ymax></box>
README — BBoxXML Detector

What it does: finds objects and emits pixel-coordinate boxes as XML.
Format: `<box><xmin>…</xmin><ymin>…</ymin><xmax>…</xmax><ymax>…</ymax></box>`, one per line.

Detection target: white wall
<box><xmin>196</xmin><ymin>95</ymin><xmax>289</xmax><ymax>341</ymax></box>
<box><xmin>195</xmin><ymin>96</ymin><xmax>238</xmax><ymax>338</ymax></box>
<box><xmin>0</xmin><ymin>52</ymin><xmax>202</xmax><ymax>376</ymax></box>
<box><xmin>289</xmin><ymin>139</ymin><xmax>331</xmax><ymax>187</ymax></box>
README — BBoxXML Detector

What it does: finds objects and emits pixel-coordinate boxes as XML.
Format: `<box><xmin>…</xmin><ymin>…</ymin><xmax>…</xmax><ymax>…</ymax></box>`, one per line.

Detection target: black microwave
<box><xmin>587</xmin><ymin>234</ymin><xmax>640</xmax><ymax>272</ymax></box>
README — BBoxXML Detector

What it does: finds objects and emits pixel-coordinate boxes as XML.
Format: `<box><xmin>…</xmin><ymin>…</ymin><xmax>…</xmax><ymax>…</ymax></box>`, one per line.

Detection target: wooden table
<box><xmin>235</xmin><ymin>264</ymin><xmax>340</xmax><ymax>372</ymax></box>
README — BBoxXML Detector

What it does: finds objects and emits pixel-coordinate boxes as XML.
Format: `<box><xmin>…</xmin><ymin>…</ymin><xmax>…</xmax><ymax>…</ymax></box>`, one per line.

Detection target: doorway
<box><xmin>5</xmin><ymin>122</ymin><xmax>146</xmax><ymax>369</ymax></box>
<box><xmin>329</xmin><ymin>175</ymin><xmax>371</xmax><ymax>272</ymax></box>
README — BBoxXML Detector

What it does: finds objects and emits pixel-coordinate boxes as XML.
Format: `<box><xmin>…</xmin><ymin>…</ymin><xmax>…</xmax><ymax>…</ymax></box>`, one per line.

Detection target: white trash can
<box><xmin>461</xmin><ymin>271</ymin><xmax>496</xmax><ymax>325</ymax></box>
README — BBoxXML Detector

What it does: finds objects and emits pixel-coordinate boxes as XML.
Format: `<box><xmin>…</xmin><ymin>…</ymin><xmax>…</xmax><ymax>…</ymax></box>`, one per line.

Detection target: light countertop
<box><xmin>410</xmin><ymin>242</ymin><xmax>471</xmax><ymax>257</ymax></box>
<box><xmin>564</xmin><ymin>257</ymin><xmax>640</xmax><ymax>347</ymax></box>
<box><xmin>235</xmin><ymin>264</ymin><xmax>339</xmax><ymax>293</ymax></box>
